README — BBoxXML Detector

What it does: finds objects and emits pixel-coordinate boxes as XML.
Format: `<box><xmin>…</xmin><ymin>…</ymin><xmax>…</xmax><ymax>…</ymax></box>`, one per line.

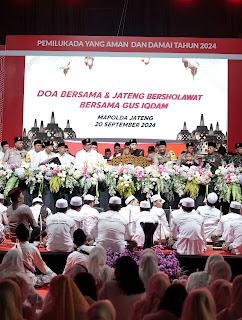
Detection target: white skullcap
<box><xmin>32</xmin><ymin>197</ymin><xmax>43</xmax><ymax>204</ymax></box>
<box><xmin>84</xmin><ymin>194</ymin><xmax>95</xmax><ymax>202</ymax></box>
<box><xmin>182</xmin><ymin>197</ymin><xmax>195</xmax><ymax>208</ymax></box>
<box><xmin>125</xmin><ymin>195</ymin><xmax>135</xmax><ymax>206</ymax></box>
<box><xmin>140</xmin><ymin>200</ymin><xmax>151</xmax><ymax>209</ymax></box>
<box><xmin>150</xmin><ymin>194</ymin><xmax>165</xmax><ymax>203</ymax></box>
<box><xmin>70</xmin><ymin>196</ymin><xmax>82</xmax><ymax>206</ymax></box>
<box><xmin>0</xmin><ymin>194</ymin><xmax>4</xmax><ymax>200</ymax></box>
<box><xmin>207</xmin><ymin>192</ymin><xmax>218</xmax><ymax>204</ymax></box>
<box><xmin>230</xmin><ymin>201</ymin><xmax>241</xmax><ymax>210</ymax></box>
<box><xmin>179</xmin><ymin>198</ymin><xmax>185</xmax><ymax>205</ymax></box>
<box><xmin>56</xmin><ymin>198</ymin><xmax>68</xmax><ymax>208</ymax></box>
<box><xmin>109</xmin><ymin>196</ymin><xmax>122</xmax><ymax>205</ymax></box>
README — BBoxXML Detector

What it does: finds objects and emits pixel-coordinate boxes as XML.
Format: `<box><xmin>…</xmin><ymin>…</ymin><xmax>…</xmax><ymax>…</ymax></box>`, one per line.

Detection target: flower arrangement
<box><xmin>0</xmin><ymin>160</ymin><xmax>241</xmax><ymax>203</ymax></box>
<box><xmin>106</xmin><ymin>247</ymin><xmax>184</xmax><ymax>280</ymax></box>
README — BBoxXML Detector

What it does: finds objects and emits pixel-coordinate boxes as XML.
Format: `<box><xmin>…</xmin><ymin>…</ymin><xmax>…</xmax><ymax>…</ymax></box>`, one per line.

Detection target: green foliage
<box><xmin>184</xmin><ymin>179</ymin><xmax>200</xmax><ymax>199</ymax></box>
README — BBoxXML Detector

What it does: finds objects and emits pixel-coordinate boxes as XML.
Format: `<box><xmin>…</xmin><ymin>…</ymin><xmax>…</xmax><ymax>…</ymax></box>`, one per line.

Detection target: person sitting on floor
<box><xmin>45</xmin><ymin>199</ymin><xmax>76</xmax><ymax>252</ymax></box>
<box><xmin>6</xmin><ymin>187</ymin><xmax>38</xmax><ymax>242</ymax></box>
<box><xmin>170</xmin><ymin>197</ymin><xmax>205</xmax><ymax>255</ymax></box>
<box><xmin>38</xmin><ymin>275</ymin><xmax>90</xmax><ymax>320</ymax></box>
<box><xmin>99</xmin><ymin>256</ymin><xmax>145</xmax><ymax>320</ymax></box>
<box><xmin>74</xmin><ymin>272</ymin><xmax>97</xmax><ymax>305</ymax></box>
<box><xmin>63</xmin><ymin>229</ymin><xmax>95</xmax><ymax>273</ymax></box>
<box><xmin>14</xmin><ymin>223</ymin><xmax>56</xmax><ymax>287</ymax></box>
<box><xmin>66</xmin><ymin>196</ymin><xmax>84</xmax><ymax>229</ymax></box>
<box><xmin>90</xmin><ymin>197</ymin><xmax>131</xmax><ymax>253</ymax></box>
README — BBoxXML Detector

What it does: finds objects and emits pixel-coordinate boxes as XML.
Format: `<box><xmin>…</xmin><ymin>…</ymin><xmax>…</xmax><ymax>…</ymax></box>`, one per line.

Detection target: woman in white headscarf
<box><xmin>130</xmin><ymin>272</ymin><xmax>170</xmax><ymax>320</ymax></box>
<box><xmin>88</xmin><ymin>246</ymin><xmax>114</xmax><ymax>285</ymax></box>
<box><xmin>217</xmin><ymin>275</ymin><xmax>242</xmax><ymax>320</ymax></box>
<box><xmin>0</xmin><ymin>249</ymin><xmax>32</xmax><ymax>284</ymax></box>
<box><xmin>138</xmin><ymin>249</ymin><xmax>160</xmax><ymax>290</ymax></box>
<box><xmin>181</xmin><ymin>288</ymin><xmax>216</xmax><ymax>320</ymax></box>
<box><xmin>210</xmin><ymin>261</ymin><xmax>232</xmax><ymax>282</ymax></box>
<box><xmin>186</xmin><ymin>271</ymin><xmax>212</xmax><ymax>293</ymax></box>
<box><xmin>85</xmin><ymin>300</ymin><xmax>116</xmax><ymax>320</ymax></box>
<box><xmin>204</xmin><ymin>253</ymin><xmax>224</xmax><ymax>274</ymax></box>
<box><xmin>0</xmin><ymin>249</ymin><xmax>43</xmax><ymax>311</ymax></box>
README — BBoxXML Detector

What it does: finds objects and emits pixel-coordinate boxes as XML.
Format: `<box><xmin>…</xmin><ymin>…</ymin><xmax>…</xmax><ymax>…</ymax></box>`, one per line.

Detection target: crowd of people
<box><xmin>0</xmin><ymin>137</ymin><xmax>242</xmax><ymax>168</ymax></box>
<box><xmin>0</xmin><ymin>136</ymin><xmax>241</xmax><ymax>319</ymax></box>
<box><xmin>0</xmin><ymin>245</ymin><xmax>241</xmax><ymax>319</ymax></box>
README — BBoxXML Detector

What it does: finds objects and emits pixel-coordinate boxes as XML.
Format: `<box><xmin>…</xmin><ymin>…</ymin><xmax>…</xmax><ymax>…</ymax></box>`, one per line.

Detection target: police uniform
<box><xmin>157</xmin><ymin>141</ymin><xmax>177</xmax><ymax>164</ymax></box>
<box><xmin>4</xmin><ymin>137</ymin><xmax>27</xmax><ymax>164</ymax></box>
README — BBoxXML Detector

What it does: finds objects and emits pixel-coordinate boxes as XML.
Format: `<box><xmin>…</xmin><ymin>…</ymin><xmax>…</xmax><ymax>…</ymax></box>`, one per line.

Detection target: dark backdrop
<box><xmin>1</xmin><ymin>0</ymin><xmax>242</xmax><ymax>45</ymax></box>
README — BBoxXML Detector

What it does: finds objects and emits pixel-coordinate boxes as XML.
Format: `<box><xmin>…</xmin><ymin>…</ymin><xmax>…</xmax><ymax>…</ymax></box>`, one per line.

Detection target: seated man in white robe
<box><xmin>119</xmin><ymin>195</ymin><xmax>140</xmax><ymax>236</ymax></box>
<box><xmin>133</xmin><ymin>200</ymin><xmax>158</xmax><ymax>247</ymax></box>
<box><xmin>15</xmin><ymin>223</ymin><xmax>56</xmax><ymax>287</ymax></box>
<box><xmin>46</xmin><ymin>199</ymin><xmax>76</xmax><ymax>252</ymax></box>
<box><xmin>30</xmin><ymin>197</ymin><xmax>52</xmax><ymax>225</ymax></box>
<box><xmin>150</xmin><ymin>194</ymin><xmax>170</xmax><ymax>242</ymax></box>
<box><xmin>90</xmin><ymin>196</ymin><xmax>131</xmax><ymax>253</ymax></box>
<box><xmin>171</xmin><ymin>197</ymin><xmax>205</xmax><ymax>255</ymax></box>
<box><xmin>197</xmin><ymin>192</ymin><xmax>222</xmax><ymax>241</ymax></box>
<box><xmin>66</xmin><ymin>196</ymin><xmax>85</xmax><ymax>229</ymax></box>
<box><xmin>63</xmin><ymin>229</ymin><xmax>95</xmax><ymax>273</ymax></box>
<box><xmin>226</xmin><ymin>210</ymin><xmax>242</xmax><ymax>255</ymax></box>
<box><xmin>170</xmin><ymin>198</ymin><xmax>184</xmax><ymax>227</ymax></box>
<box><xmin>81</xmin><ymin>194</ymin><xmax>99</xmax><ymax>236</ymax></box>
<box><xmin>212</xmin><ymin>201</ymin><xmax>242</xmax><ymax>242</ymax></box>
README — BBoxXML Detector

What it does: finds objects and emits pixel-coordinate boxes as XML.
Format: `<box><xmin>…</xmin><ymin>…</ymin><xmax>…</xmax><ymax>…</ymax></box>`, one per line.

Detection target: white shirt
<box><xmin>170</xmin><ymin>208</ymin><xmax>182</xmax><ymax>227</ymax></box>
<box><xmin>171</xmin><ymin>209</ymin><xmax>205</xmax><ymax>255</ymax></box>
<box><xmin>197</xmin><ymin>205</ymin><xmax>222</xmax><ymax>239</ymax></box>
<box><xmin>90</xmin><ymin>210</ymin><xmax>131</xmax><ymax>252</ymax></box>
<box><xmin>38</xmin><ymin>150</ymin><xmax>56</xmax><ymax>164</ymax></box>
<box><xmin>215</xmin><ymin>212</ymin><xmax>242</xmax><ymax>241</ymax></box>
<box><xmin>46</xmin><ymin>212</ymin><xmax>76</xmax><ymax>252</ymax></box>
<box><xmin>81</xmin><ymin>204</ymin><xmax>99</xmax><ymax>235</ymax></box>
<box><xmin>63</xmin><ymin>245</ymin><xmax>95</xmax><ymax>272</ymax></box>
<box><xmin>150</xmin><ymin>207</ymin><xmax>170</xmax><ymax>239</ymax></box>
<box><xmin>0</xmin><ymin>203</ymin><xmax>8</xmax><ymax>225</ymax></box>
<box><xmin>28</xmin><ymin>149</ymin><xmax>42</xmax><ymax>166</ymax></box>
<box><xmin>57</xmin><ymin>152</ymin><xmax>72</xmax><ymax>166</ymax></box>
<box><xmin>109</xmin><ymin>153</ymin><xmax>121</xmax><ymax>160</ymax></box>
<box><xmin>14</xmin><ymin>242</ymin><xmax>56</xmax><ymax>285</ymax></box>
<box><xmin>119</xmin><ymin>205</ymin><xmax>140</xmax><ymax>235</ymax></box>
<box><xmin>66</xmin><ymin>208</ymin><xmax>85</xmax><ymax>229</ymax></box>
<box><xmin>75</xmin><ymin>149</ymin><xmax>99</xmax><ymax>167</ymax></box>
<box><xmin>0</xmin><ymin>151</ymin><xmax>5</xmax><ymax>162</ymax></box>
<box><xmin>133</xmin><ymin>211</ymin><xmax>158</xmax><ymax>247</ymax></box>
<box><xmin>228</xmin><ymin>217</ymin><xmax>242</xmax><ymax>255</ymax></box>
<box><xmin>30</xmin><ymin>204</ymin><xmax>52</xmax><ymax>224</ymax></box>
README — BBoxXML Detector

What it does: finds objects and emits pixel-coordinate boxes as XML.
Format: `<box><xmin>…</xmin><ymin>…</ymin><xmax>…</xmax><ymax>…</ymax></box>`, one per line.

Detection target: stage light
<box><xmin>141</xmin><ymin>58</ymin><xmax>150</xmax><ymax>65</ymax></box>
<box><xmin>84</xmin><ymin>57</ymin><xmax>94</xmax><ymax>70</ymax></box>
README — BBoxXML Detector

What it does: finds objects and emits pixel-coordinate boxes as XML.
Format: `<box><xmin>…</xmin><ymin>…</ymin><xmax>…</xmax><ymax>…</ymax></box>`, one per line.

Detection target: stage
<box><xmin>0</xmin><ymin>245</ymin><xmax>241</xmax><ymax>280</ymax></box>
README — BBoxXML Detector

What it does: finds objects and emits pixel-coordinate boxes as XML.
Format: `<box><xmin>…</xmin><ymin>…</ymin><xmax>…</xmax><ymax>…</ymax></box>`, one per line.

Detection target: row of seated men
<box><xmin>1</xmin><ymin>136</ymin><xmax>242</xmax><ymax>167</ymax></box>
<box><xmin>1</xmin><ymin>187</ymin><xmax>241</xmax><ymax>260</ymax></box>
